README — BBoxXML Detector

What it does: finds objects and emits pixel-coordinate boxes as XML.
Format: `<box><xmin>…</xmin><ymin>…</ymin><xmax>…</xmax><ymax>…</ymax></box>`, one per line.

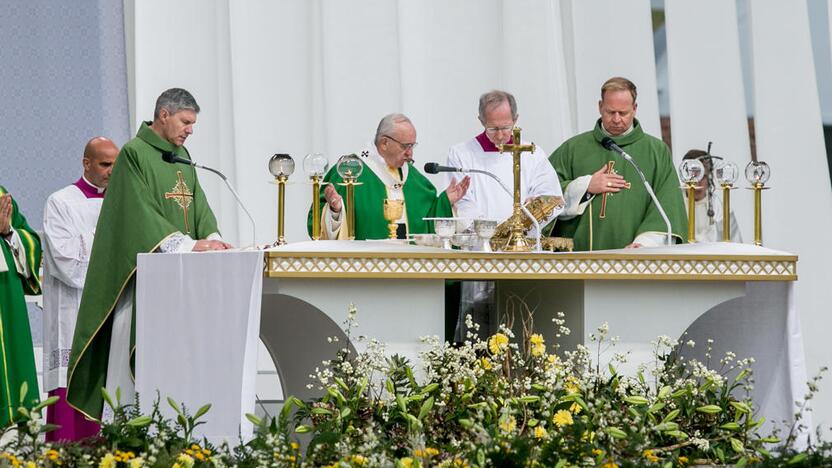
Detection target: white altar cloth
<box><xmin>134</xmin><ymin>241</ymin><xmax>804</xmax><ymax>443</ymax></box>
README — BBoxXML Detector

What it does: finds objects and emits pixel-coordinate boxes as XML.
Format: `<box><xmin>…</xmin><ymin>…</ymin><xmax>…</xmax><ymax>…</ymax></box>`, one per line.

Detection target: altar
<box><xmin>134</xmin><ymin>241</ymin><xmax>801</xmax><ymax>444</ymax></box>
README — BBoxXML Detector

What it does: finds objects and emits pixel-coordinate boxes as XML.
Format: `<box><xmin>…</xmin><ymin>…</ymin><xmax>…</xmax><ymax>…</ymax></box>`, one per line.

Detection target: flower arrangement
<box><xmin>1</xmin><ymin>302</ymin><xmax>829</xmax><ymax>467</ymax></box>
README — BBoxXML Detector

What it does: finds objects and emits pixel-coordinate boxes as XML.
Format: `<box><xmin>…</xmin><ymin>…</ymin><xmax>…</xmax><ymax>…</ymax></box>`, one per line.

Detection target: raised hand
<box><xmin>446</xmin><ymin>175</ymin><xmax>471</xmax><ymax>204</ymax></box>
<box><xmin>0</xmin><ymin>194</ymin><xmax>12</xmax><ymax>236</ymax></box>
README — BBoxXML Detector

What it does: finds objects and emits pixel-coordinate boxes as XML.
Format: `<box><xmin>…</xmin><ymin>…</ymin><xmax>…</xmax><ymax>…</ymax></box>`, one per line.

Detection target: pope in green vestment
<box><xmin>0</xmin><ymin>186</ymin><xmax>41</xmax><ymax>428</ymax></box>
<box><xmin>67</xmin><ymin>100</ymin><xmax>224</xmax><ymax>419</ymax></box>
<box><xmin>549</xmin><ymin>118</ymin><xmax>687</xmax><ymax>251</ymax></box>
<box><xmin>307</xmin><ymin>114</ymin><xmax>470</xmax><ymax>240</ymax></box>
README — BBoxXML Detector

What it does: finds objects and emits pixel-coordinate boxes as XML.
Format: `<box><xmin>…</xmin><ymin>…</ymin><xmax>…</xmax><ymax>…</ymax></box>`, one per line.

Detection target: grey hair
<box><xmin>374</xmin><ymin>113</ymin><xmax>412</xmax><ymax>145</ymax></box>
<box><xmin>478</xmin><ymin>90</ymin><xmax>517</xmax><ymax>122</ymax></box>
<box><xmin>153</xmin><ymin>88</ymin><xmax>200</xmax><ymax>120</ymax></box>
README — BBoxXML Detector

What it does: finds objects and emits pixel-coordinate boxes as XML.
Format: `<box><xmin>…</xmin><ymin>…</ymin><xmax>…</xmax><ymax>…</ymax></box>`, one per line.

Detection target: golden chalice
<box><xmin>383</xmin><ymin>199</ymin><xmax>404</xmax><ymax>239</ymax></box>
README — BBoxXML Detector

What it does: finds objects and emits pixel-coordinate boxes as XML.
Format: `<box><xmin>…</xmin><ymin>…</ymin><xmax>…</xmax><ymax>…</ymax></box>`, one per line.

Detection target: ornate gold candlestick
<box><xmin>303</xmin><ymin>153</ymin><xmax>329</xmax><ymax>240</ymax></box>
<box><xmin>336</xmin><ymin>154</ymin><xmax>364</xmax><ymax>240</ymax></box>
<box><xmin>268</xmin><ymin>153</ymin><xmax>295</xmax><ymax>246</ymax></box>
<box><xmin>685</xmin><ymin>182</ymin><xmax>697</xmax><ymax>242</ymax></box>
<box><xmin>721</xmin><ymin>184</ymin><xmax>732</xmax><ymax>242</ymax></box>
<box><xmin>383</xmin><ymin>199</ymin><xmax>404</xmax><ymax>239</ymax></box>
<box><xmin>714</xmin><ymin>160</ymin><xmax>739</xmax><ymax>242</ymax></box>
<box><xmin>497</xmin><ymin>127</ymin><xmax>535</xmax><ymax>252</ymax></box>
<box><xmin>744</xmin><ymin>161</ymin><xmax>771</xmax><ymax>247</ymax></box>
<box><xmin>678</xmin><ymin>159</ymin><xmax>705</xmax><ymax>244</ymax></box>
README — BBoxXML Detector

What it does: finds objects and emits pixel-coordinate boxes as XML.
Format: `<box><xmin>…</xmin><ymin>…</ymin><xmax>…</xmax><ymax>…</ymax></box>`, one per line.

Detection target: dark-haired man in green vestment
<box><xmin>67</xmin><ymin>88</ymin><xmax>232</xmax><ymax>420</ymax></box>
<box><xmin>549</xmin><ymin>77</ymin><xmax>687</xmax><ymax>251</ymax></box>
<box><xmin>0</xmin><ymin>187</ymin><xmax>41</xmax><ymax>428</ymax></box>
<box><xmin>308</xmin><ymin>113</ymin><xmax>470</xmax><ymax>240</ymax></box>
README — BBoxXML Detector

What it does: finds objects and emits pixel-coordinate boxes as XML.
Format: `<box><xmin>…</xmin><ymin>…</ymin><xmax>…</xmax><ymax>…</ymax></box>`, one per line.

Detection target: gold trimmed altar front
<box><xmin>265</xmin><ymin>241</ymin><xmax>796</xmax><ymax>281</ymax></box>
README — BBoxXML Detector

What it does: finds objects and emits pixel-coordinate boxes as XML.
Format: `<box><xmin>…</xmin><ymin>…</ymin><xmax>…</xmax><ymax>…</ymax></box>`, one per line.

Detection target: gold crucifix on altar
<box><xmin>498</xmin><ymin>127</ymin><xmax>535</xmax><ymax>252</ymax></box>
<box><xmin>598</xmin><ymin>161</ymin><xmax>631</xmax><ymax>219</ymax></box>
<box><xmin>165</xmin><ymin>171</ymin><xmax>194</xmax><ymax>233</ymax></box>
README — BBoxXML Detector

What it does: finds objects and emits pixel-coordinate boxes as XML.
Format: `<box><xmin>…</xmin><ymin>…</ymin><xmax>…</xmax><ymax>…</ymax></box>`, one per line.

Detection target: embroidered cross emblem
<box><xmin>599</xmin><ymin>161</ymin><xmax>631</xmax><ymax>219</ymax></box>
<box><xmin>164</xmin><ymin>171</ymin><xmax>194</xmax><ymax>233</ymax></box>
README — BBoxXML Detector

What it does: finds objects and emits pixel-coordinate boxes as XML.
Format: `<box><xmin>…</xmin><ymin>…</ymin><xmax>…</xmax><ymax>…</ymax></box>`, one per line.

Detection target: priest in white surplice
<box><xmin>447</xmin><ymin>90</ymin><xmax>562</xmax><ymax>226</ymax></box>
<box><xmin>42</xmin><ymin>137</ymin><xmax>118</xmax><ymax>441</ymax></box>
<box><xmin>446</xmin><ymin>90</ymin><xmax>564</xmax><ymax>341</ymax></box>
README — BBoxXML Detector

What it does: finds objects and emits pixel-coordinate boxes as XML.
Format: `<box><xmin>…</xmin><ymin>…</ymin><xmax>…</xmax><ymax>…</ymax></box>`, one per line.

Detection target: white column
<box><xmin>566</xmin><ymin>0</ymin><xmax>661</xmax><ymax>138</ymax></box>
<box><xmin>750</xmin><ymin>0</ymin><xmax>832</xmax><ymax>433</ymax></box>
<box><xmin>664</xmin><ymin>0</ymin><xmax>753</xmax><ymax>235</ymax></box>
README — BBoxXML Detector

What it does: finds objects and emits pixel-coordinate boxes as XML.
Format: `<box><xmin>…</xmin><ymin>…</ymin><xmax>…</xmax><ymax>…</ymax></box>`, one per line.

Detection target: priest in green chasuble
<box><xmin>549</xmin><ymin>77</ymin><xmax>687</xmax><ymax>251</ymax></box>
<box><xmin>308</xmin><ymin>113</ymin><xmax>470</xmax><ymax>240</ymax></box>
<box><xmin>67</xmin><ymin>88</ymin><xmax>232</xmax><ymax>420</ymax></box>
<box><xmin>0</xmin><ymin>187</ymin><xmax>41</xmax><ymax>428</ymax></box>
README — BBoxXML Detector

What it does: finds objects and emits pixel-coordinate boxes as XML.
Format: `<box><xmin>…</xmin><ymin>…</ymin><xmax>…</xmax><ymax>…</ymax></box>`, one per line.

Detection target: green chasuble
<box><xmin>0</xmin><ymin>186</ymin><xmax>41</xmax><ymax>427</ymax></box>
<box><xmin>307</xmin><ymin>150</ymin><xmax>453</xmax><ymax>240</ymax></box>
<box><xmin>67</xmin><ymin>122</ymin><xmax>219</xmax><ymax>419</ymax></box>
<box><xmin>548</xmin><ymin>119</ymin><xmax>687</xmax><ymax>251</ymax></box>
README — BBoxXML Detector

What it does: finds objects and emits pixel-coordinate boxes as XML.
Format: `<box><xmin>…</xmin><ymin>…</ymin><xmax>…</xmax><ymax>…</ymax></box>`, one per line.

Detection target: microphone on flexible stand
<box><xmin>424</xmin><ymin>162</ymin><xmax>542</xmax><ymax>251</ymax></box>
<box><xmin>599</xmin><ymin>137</ymin><xmax>673</xmax><ymax>246</ymax></box>
<box><xmin>162</xmin><ymin>152</ymin><xmax>257</xmax><ymax>248</ymax></box>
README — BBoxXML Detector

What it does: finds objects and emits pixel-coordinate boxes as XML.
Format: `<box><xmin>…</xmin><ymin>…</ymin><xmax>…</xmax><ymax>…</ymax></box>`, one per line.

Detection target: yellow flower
<box><xmin>177</xmin><ymin>453</ymin><xmax>195</xmax><ymax>468</ymax></box>
<box><xmin>351</xmin><ymin>454</ymin><xmax>368</xmax><ymax>465</ymax></box>
<box><xmin>415</xmin><ymin>447</ymin><xmax>439</xmax><ymax>458</ymax></box>
<box><xmin>130</xmin><ymin>458</ymin><xmax>144</xmax><ymax>468</ymax></box>
<box><xmin>569</xmin><ymin>402</ymin><xmax>582</xmax><ymax>414</ymax></box>
<box><xmin>399</xmin><ymin>457</ymin><xmax>414</xmax><ymax>468</ymax></box>
<box><xmin>564</xmin><ymin>376</ymin><xmax>581</xmax><ymax>394</ymax></box>
<box><xmin>553</xmin><ymin>409</ymin><xmax>573</xmax><ymax>427</ymax></box>
<box><xmin>592</xmin><ymin>449</ymin><xmax>604</xmax><ymax>456</ymax></box>
<box><xmin>530</xmin><ymin>334</ymin><xmax>546</xmax><ymax>356</ymax></box>
<box><xmin>480</xmin><ymin>357</ymin><xmax>493</xmax><ymax>370</ymax></box>
<box><xmin>601</xmin><ymin>463</ymin><xmax>619</xmax><ymax>468</ymax></box>
<box><xmin>99</xmin><ymin>453</ymin><xmax>116</xmax><ymax>468</ymax></box>
<box><xmin>581</xmin><ymin>430</ymin><xmax>596</xmax><ymax>443</ymax></box>
<box><xmin>488</xmin><ymin>333</ymin><xmax>509</xmax><ymax>355</ymax></box>
<box><xmin>643</xmin><ymin>449</ymin><xmax>659</xmax><ymax>463</ymax></box>
<box><xmin>533</xmin><ymin>426</ymin><xmax>548</xmax><ymax>439</ymax></box>
<box><xmin>290</xmin><ymin>442</ymin><xmax>299</xmax><ymax>450</ymax></box>
<box><xmin>678</xmin><ymin>456</ymin><xmax>689</xmax><ymax>465</ymax></box>
<box><xmin>499</xmin><ymin>415</ymin><xmax>517</xmax><ymax>433</ymax></box>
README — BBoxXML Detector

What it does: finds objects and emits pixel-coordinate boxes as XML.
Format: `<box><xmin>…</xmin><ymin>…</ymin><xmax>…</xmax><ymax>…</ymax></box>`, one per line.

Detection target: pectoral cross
<box><xmin>165</xmin><ymin>171</ymin><xmax>194</xmax><ymax>233</ymax></box>
<box><xmin>598</xmin><ymin>161</ymin><xmax>631</xmax><ymax>219</ymax></box>
<box><xmin>498</xmin><ymin>127</ymin><xmax>536</xmax><ymax>252</ymax></box>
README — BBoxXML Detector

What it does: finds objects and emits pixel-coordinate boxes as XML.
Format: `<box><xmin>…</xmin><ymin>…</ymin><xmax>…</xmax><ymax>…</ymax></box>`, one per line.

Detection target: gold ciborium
<box><xmin>383</xmin><ymin>199</ymin><xmax>404</xmax><ymax>239</ymax></box>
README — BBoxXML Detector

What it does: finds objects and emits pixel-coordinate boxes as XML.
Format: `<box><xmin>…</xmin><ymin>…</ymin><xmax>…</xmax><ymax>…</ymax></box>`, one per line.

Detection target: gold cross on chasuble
<box><xmin>599</xmin><ymin>161</ymin><xmax>631</xmax><ymax>219</ymax></box>
<box><xmin>165</xmin><ymin>171</ymin><xmax>194</xmax><ymax>233</ymax></box>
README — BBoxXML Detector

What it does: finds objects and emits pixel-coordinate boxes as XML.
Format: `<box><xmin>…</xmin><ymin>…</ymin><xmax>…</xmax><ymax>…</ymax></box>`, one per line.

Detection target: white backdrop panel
<box><xmin>132</xmin><ymin>0</ymin><xmax>238</xmax><ymax>242</ymax></box>
<box><xmin>664</xmin><ymin>0</ymin><xmax>754</xmax><ymax>238</ymax></box>
<box><xmin>750</xmin><ymin>0</ymin><xmax>832</xmax><ymax>430</ymax></box>
<box><xmin>567</xmin><ymin>0</ymin><xmax>661</xmax><ymax>139</ymax></box>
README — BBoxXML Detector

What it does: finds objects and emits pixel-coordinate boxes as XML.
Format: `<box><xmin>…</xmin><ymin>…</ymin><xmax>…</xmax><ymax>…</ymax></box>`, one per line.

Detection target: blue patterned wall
<box><xmin>0</xmin><ymin>0</ymin><xmax>130</xmax><ymax>345</ymax></box>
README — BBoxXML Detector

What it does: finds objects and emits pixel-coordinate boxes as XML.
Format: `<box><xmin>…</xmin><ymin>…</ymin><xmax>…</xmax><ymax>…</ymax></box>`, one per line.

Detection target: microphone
<box><xmin>161</xmin><ymin>151</ymin><xmax>257</xmax><ymax>248</ymax></box>
<box><xmin>599</xmin><ymin>138</ymin><xmax>673</xmax><ymax>246</ymax></box>
<box><xmin>423</xmin><ymin>162</ymin><xmax>543</xmax><ymax>251</ymax></box>
<box><xmin>424</xmin><ymin>162</ymin><xmax>463</xmax><ymax>174</ymax></box>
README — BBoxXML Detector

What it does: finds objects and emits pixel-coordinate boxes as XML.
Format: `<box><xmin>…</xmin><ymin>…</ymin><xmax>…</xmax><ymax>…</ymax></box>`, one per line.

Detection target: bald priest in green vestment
<box><xmin>0</xmin><ymin>187</ymin><xmax>41</xmax><ymax>428</ymax></box>
<box><xmin>67</xmin><ymin>88</ymin><xmax>233</xmax><ymax>420</ymax></box>
<box><xmin>308</xmin><ymin>113</ymin><xmax>471</xmax><ymax>240</ymax></box>
<box><xmin>549</xmin><ymin>77</ymin><xmax>687</xmax><ymax>251</ymax></box>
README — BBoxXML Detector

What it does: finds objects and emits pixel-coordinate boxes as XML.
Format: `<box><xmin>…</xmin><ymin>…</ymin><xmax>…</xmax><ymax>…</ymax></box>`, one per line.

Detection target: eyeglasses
<box><xmin>484</xmin><ymin>125</ymin><xmax>514</xmax><ymax>134</ymax></box>
<box><xmin>383</xmin><ymin>134</ymin><xmax>418</xmax><ymax>151</ymax></box>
